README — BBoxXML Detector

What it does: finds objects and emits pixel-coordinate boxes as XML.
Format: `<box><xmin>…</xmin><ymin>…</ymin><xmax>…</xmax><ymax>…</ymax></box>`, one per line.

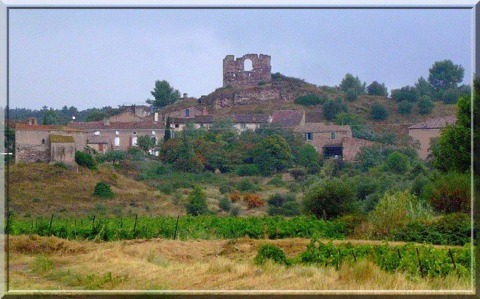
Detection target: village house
<box><xmin>14</xmin><ymin>120</ymin><xmax>86</xmax><ymax>164</ymax></box>
<box><xmin>168</xmin><ymin>114</ymin><xmax>270</xmax><ymax>133</ymax></box>
<box><xmin>408</xmin><ymin>116</ymin><xmax>457</xmax><ymax>160</ymax></box>
<box><xmin>67</xmin><ymin>118</ymin><xmax>165</xmax><ymax>152</ymax></box>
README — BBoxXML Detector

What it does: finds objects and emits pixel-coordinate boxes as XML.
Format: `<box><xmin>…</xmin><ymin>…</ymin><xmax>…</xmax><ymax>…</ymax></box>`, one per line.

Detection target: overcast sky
<box><xmin>9</xmin><ymin>8</ymin><xmax>472</xmax><ymax>110</ymax></box>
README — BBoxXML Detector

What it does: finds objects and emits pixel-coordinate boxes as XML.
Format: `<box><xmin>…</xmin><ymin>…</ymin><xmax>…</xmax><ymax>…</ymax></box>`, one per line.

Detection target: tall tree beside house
<box><xmin>43</xmin><ymin>108</ymin><xmax>59</xmax><ymax>125</ymax></box>
<box><xmin>137</xmin><ymin>135</ymin><xmax>156</xmax><ymax>153</ymax></box>
<box><xmin>431</xmin><ymin>94</ymin><xmax>471</xmax><ymax>173</ymax></box>
<box><xmin>147</xmin><ymin>80</ymin><xmax>180</xmax><ymax>109</ymax></box>
<box><xmin>164</xmin><ymin>117</ymin><xmax>172</xmax><ymax>142</ymax></box>
<box><xmin>428</xmin><ymin>60</ymin><xmax>465</xmax><ymax>95</ymax></box>
<box><xmin>253</xmin><ymin>135</ymin><xmax>292</xmax><ymax>176</ymax></box>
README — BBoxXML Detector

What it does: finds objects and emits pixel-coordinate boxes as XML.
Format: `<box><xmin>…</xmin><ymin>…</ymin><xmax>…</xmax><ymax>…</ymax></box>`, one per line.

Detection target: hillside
<box><xmin>8</xmin><ymin>163</ymin><xmax>181</xmax><ymax>218</ymax></box>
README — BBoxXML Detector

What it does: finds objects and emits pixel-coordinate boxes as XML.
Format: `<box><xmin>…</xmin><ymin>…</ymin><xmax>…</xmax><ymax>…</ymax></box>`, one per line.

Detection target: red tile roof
<box><xmin>68</xmin><ymin>121</ymin><xmax>165</xmax><ymax>130</ymax></box>
<box><xmin>270</xmin><ymin>110</ymin><xmax>305</xmax><ymax>127</ymax></box>
<box><xmin>15</xmin><ymin>124</ymin><xmax>84</xmax><ymax>132</ymax></box>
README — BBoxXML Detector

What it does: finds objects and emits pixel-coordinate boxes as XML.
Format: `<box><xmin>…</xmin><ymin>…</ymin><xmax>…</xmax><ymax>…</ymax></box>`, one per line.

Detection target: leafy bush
<box><xmin>345</xmin><ymin>89</ymin><xmax>358</xmax><ymax>101</ymax></box>
<box><xmin>185</xmin><ymin>186</ymin><xmax>209</xmax><ymax>216</ymax></box>
<box><xmin>294</xmin><ymin>94</ymin><xmax>326</xmax><ymax>106</ymax></box>
<box><xmin>391</xmin><ymin>86</ymin><xmax>418</xmax><ymax>102</ymax></box>
<box><xmin>267</xmin><ymin>193</ymin><xmax>296</xmax><ymax>207</ymax></box>
<box><xmin>323</xmin><ymin>98</ymin><xmax>348</xmax><ymax>121</ymax></box>
<box><xmin>367</xmin><ymin>192</ymin><xmax>432</xmax><ymax>238</ymax></box>
<box><xmin>442</xmin><ymin>88</ymin><xmax>461</xmax><ymax>104</ymax></box>
<box><xmin>289</xmin><ymin>168</ymin><xmax>307</xmax><ymax>181</ymax></box>
<box><xmin>367</xmin><ymin>81</ymin><xmax>388</xmax><ymax>96</ymax></box>
<box><xmin>303</xmin><ymin>179</ymin><xmax>355</xmax><ymax>219</ymax></box>
<box><xmin>229</xmin><ymin>192</ymin><xmax>241</xmax><ymax>203</ymax></box>
<box><xmin>268</xmin><ymin>174</ymin><xmax>285</xmax><ymax>187</ymax></box>
<box><xmin>397</xmin><ymin>101</ymin><xmax>413</xmax><ymax>115</ymax></box>
<box><xmin>417</xmin><ymin>96</ymin><xmax>435</xmax><ymax>115</ymax></box>
<box><xmin>219</xmin><ymin>197</ymin><xmax>231</xmax><ymax>212</ymax></box>
<box><xmin>75</xmin><ymin>151</ymin><xmax>97</xmax><ymax>170</ymax></box>
<box><xmin>158</xmin><ymin>183</ymin><xmax>174</xmax><ymax>195</ymax></box>
<box><xmin>384</xmin><ymin>151</ymin><xmax>411</xmax><ymax>174</ymax></box>
<box><xmin>237</xmin><ymin>178</ymin><xmax>258</xmax><ymax>192</ymax></box>
<box><xmin>93</xmin><ymin>182</ymin><xmax>114</xmax><ymax>199</ymax></box>
<box><xmin>268</xmin><ymin>201</ymin><xmax>300</xmax><ymax>216</ymax></box>
<box><xmin>422</xmin><ymin>172</ymin><xmax>470</xmax><ymax>213</ymax></box>
<box><xmin>219</xmin><ymin>184</ymin><xmax>235</xmax><ymax>194</ymax></box>
<box><xmin>243</xmin><ymin>193</ymin><xmax>264</xmax><ymax>209</ymax></box>
<box><xmin>236</xmin><ymin>164</ymin><xmax>260</xmax><ymax>176</ymax></box>
<box><xmin>370</xmin><ymin>103</ymin><xmax>389</xmax><ymax>120</ymax></box>
<box><xmin>254</xmin><ymin>244</ymin><xmax>289</xmax><ymax>265</ymax></box>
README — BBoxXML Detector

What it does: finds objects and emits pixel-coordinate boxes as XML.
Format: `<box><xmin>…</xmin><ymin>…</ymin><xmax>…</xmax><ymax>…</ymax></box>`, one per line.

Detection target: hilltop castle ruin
<box><xmin>223</xmin><ymin>54</ymin><xmax>272</xmax><ymax>88</ymax></box>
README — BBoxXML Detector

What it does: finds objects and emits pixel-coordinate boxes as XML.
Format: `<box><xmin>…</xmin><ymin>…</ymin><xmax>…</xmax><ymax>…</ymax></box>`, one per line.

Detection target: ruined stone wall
<box><xmin>210</xmin><ymin>87</ymin><xmax>288</xmax><ymax>109</ymax></box>
<box><xmin>223</xmin><ymin>54</ymin><xmax>272</xmax><ymax>88</ymax></box>
<box><xmin>51</xmin><ymin>143</ymin><xmax>76</xmax><ymax>164</ymax></box>
<box><xmin>408</xmin><ymin>128</ymin><xmax>441</xmax><ymax>160</ymax></box>
<box><xmin>342</xmin><ymin>138</ymin><xmax>376</xmax><ymax>161</ymax></box>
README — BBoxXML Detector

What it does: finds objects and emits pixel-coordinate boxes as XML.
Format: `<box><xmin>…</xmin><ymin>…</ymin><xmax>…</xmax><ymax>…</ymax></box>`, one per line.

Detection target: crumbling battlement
<box><xmin>223</xmin><ymin>54</ymin><xmax>272</xmax><ymax>88</ymax></box>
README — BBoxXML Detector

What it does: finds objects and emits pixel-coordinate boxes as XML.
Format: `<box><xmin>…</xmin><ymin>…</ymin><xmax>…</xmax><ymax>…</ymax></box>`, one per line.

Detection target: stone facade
<box><xmin>108</xmin><ymin>111</ymin><xmax>145</xmax><ymax>123</ymax></box>
<box><xmin>223</xmin><ymin>54</ymin><xmax>272</xmax><ymax>88</ymax></box>
<box><xmin>164</xmin><ymin>106</ymin><xmax>208</xmax><ymax>119</ymax></box>
<box><xmin>408</xmin><ymin>116</ymin><xmax>457</xmax><ymax>160</ymax></box>
<box><xmin>15</xmin><ymin>124</ymin><xmax>86</xmax><ymax>163</ymax></box>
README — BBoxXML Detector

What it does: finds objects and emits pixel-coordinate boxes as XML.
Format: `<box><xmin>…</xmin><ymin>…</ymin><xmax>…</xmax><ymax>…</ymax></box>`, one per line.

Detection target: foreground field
<box><xmin>10</xmin><ymin>235</ymin><xmax>471</xmax><ymax>291</ymax></box>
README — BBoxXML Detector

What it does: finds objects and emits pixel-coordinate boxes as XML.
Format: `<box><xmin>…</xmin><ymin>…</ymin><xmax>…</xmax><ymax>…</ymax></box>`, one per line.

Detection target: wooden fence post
<box><xmin>448</xmin><ymin>249</ymin><xmax>456</xmax><ymax>270</ymax></box>
<box><xmin>133</xmin><ymin>214</ymin><xmax>138</xmax><ymax>236</ymax></box>
<box><xmin>48</xmin><ymin>214</ymin><xmax>54</xmax><ymax>234</ymax></box>
<box><xmin>173</xmin><ymin>215</ymin><xmax>180</xmax><ymax>240</ymax></box>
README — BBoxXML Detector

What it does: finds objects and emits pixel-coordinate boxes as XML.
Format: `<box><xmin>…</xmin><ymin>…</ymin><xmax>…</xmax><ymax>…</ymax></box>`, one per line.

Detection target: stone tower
<box><xmin>223</xmin><ymin>54</ymin><xmax>272</xmax><ymax>88</ymax></box>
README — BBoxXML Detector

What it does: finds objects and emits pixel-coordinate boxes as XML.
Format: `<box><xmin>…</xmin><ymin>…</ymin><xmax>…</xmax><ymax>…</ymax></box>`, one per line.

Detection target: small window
<box><xmin>114</xmin><ymin>137</ymin><xmax>120</xmax><ymax>146</ymax></box>
<box><xmin>241</xmin><ymin>123</ymin><xmax>246</xmax><ymax>129</ymax></box>
<box><xmin>133</xmin><ymin>131</ymin><xmax>137</xmax><ymax>135</ymax></box>
<box><xmin>152</xmin><ymin>131</ymin><xmax>156</xmax><ymax>135</ymax></box>
<box><xmin>41</xmin><ymin>139</ymin><xmax>45</xmax><ymax>145</ymax></box>
<box><xmin>185</xmin><ymin>109</ymin><xmax>190</xmax><ymax>117</ymax></box>
<box><xmin>305</xmin><ymin>133</ymin><xmax>313</xmax><ymax>141</ymax></box>
<box><xmin>94</xmin><ymin>131</ymin><xmax>100</xmax><ymax>136</ymax></box>
<box><xmin>132</xmin><ymin>136</ymin><xmax>138</xmax><ymax>146</ymax></box>
<box><xmin>115</xmin><ymin>131</ymin><xmax>119</xmax><ymax>136</ymax></box>
<box><xmin>175</xmin><ymin>124</ymin><xmax>179</xmax><ymax>128</ymax></box>
<box><xmin>330</xmin><ymin>132</ymin><xmax>336</xmax><ymax>140</ymax></box>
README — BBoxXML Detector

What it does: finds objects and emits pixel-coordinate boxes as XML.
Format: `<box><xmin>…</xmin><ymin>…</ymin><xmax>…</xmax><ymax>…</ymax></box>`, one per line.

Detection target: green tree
<box><xmin>147</xmin><ymin>80</ymin><xmax>180</xmax><ymax>108</ymax></box>
<box><xmin>397</xmin><ymin>101</ymin><xmax>413</xmax><ymax>115</ymax></box>
<box><xmin>339</xmin><ymin>74</ymin><xmax>366</xmax><ymax>95</ymax></box>
<box><xmin>254</xmin><ymin>135</ymin><xmax>292</xmax><ymax>176</ymax></box>
<box><xmin>86</xmin><ymin>110</ymin><xmax>108</xmax><ymax>122</ymax></box>
<box><xmin>185</xmin><ymin>186</ymin><xmax>209</xmax><ymax>216</ymax></box>
<box><xmin>428</xmin><ymin>60</ymin><xmax>465</xmax><ymax>93</ymax></box>
<box><xmin>93</xmin><ymin>182</ymin><xmax>114</xmax><ymax>199</ymax></box>
<box><xmin>431</xmin><ymin>95</ymin><xmax>471</xmax><ymax>172</ymax></box>
<box><xmin>417</xmin><ymin>96</ymin><xmax>435</xmax><ymax>115</ymax></box>
<box><xmin>384</xmin><ymin>151</ymin><xmax>410</xmax><ymax>174</ymax></box>
<box><xmin>323</xmin><ymin>98</ymin><xmax>348</xmax><ymax>121</ymax></box>
<box><xmin>441</xmin><ymin>88</ymin><xmax>461</xmax><ymax>104</ymax></box>
<box><xmin>164</xmin><ymin>117</ymin><xmax>172</xmax><ymax>142</ymax></box>
<box><xmin>391</xmin><ymin>86</ymin><xmax>418</xmax><ymax>102</ymax></box>
<box><xmin>43</xmin><ymin>109</ymin><xmax>59</xmax><ymax>125</ymax></box>
<box><xmin>370</xmin><ymin>103</ymin><xmax>389</xmax><ymax>120</ymax></box>
<box><xmin>415</xmin><ymin>76</ymin><xmax>434</xmax><ymax>98</ymax></box>
<box><xmin>4</xmin><ymin>126</ymin><xmax>15</xmax><ymax>163</ymax></box>
<box><xmin>303</xmin><ymin>179</ymin><xmax>355</xmax><ymax>219</ymax></box>
<box><xmin>104</xmin><ymin>150</ymin><xmax>126</xmax><ymax>164</ymax></box>
<box><xmin>136</xmin><ymin>135</ymin><xmax>156</xmax><ymax>153</ymax></box>
<box><xmin>296</xmin><ymin>144</ymin><xmax>319</xmax><ymax>169</ymax></box>
<box><xmin>367</xmin><ymin>81</ymin><xmax>388</xmax><ymax>96</ymax></box>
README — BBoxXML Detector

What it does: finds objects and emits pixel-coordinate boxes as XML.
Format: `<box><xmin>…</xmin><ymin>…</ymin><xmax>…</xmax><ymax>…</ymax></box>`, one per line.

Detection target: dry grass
<box><xmin>9</xmin><ymin>235</ymin><xmax>470</xmax><ymax>291</ymax></box>
<box><xmin>8</xmin><ymin>163</ymin><xmax>182</xmax><ymax>218</ymax></box>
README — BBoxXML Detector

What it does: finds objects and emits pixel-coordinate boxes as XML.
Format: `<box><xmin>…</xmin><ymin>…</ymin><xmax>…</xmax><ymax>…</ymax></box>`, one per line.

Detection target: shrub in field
<box><xmin>294</xmin><ymin>94</ymin><xmax>326</xmax><ymax>106</ymax></box>
<box><xmin>254</xmin><ymin>244</ymin><xmax>289</xmax><ymax>265</ymax></box>
<box><xmin>219</xmin><ymin>184</ymin><xmax>235</xmax><ymax>195</ymax></box>
<box><xmin>75</xmin><ymin>151</ymin><xmax>97</xmax><ymax>170</ymax></box>
<box><xmin>422</xmin><ymin>172</ymin><xmax>470</xmax><ymax>213</ymax></box>
<box><xmin>229</xmin><ymin>192</ymin><xmax>241</xmax><ymax>203</ymax></box>
<box><xmin>230</xmin><ymin>204</ymin><xmax>240</xmax><ymax>216</ymax></box>
<box><xmin>243</xmin><ymin>193</ymin><xmax>264</xmax><ymax>209</ymax></box>
<box><xmin>384</xmin><ymin>151</ymin><xmax>411</xmax><ymax>174</ymax></box>
<box><xmin>367</xmin><ymin>191</ymin><xmax>432</xmax><ymax>238</ymax></box>
<box><xmin>303</xmin><ymin>179</ymin><xmax>355</xmax><ymax>219</ymax></box>
<box><xmin>268</xmin><ymin>174</ymin><xmax>285</xmax><ymax>187</ymax></box>
<box><xmin>267</xmin><ymin>193</ymin><xmax>296</xmax><ymax>207</ymax></box>
<box><xmin>237</xmin><ymin>178</ymin><xmax>258</xmax><ymax>192</ymax></box>
<box><xmin>185</xmin><ymin>186</ymin><xmax>209</xmax><ymax>216</ymax></box>
<box><xmin>93</xmin><ymin>182</ymin><xmax>114</xmax><ymax>199</ymax></box>
<box><xmin>397</xmin><ymin>101</ymin><xmax>413</xmax><ymax>115</ymax></box>
<box><xmin>417</xmin><ymin>96</ymin><xmax>435</xmax><ymax>115</ymax></box>
<box><xmin>289</xmin><ymin>168</ymin><xmax>307</xmax><ymax>181</ymax></box>
<box><xmin>236</xmin><ymin>164</ymin><xmax>260</xmax><ymax>176</ymax></box>
<box><xmin>267</xmin><ymin>193</ymin><xmax>300</xmax><ymax>216</ymax></box>
<box><xmin>158</xmin><ymin>183</ymin><xmax>174</xmax><ymax>195</ymax></box>
<box><xmin>219</xmin><ymin>197</ymin><xmax>231</xmax><ymax>212</ymax></box>
<box><xmin>370</xmin><ymin>103</ymin><xmax>389</xmax><ymax>120</ymax></box>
